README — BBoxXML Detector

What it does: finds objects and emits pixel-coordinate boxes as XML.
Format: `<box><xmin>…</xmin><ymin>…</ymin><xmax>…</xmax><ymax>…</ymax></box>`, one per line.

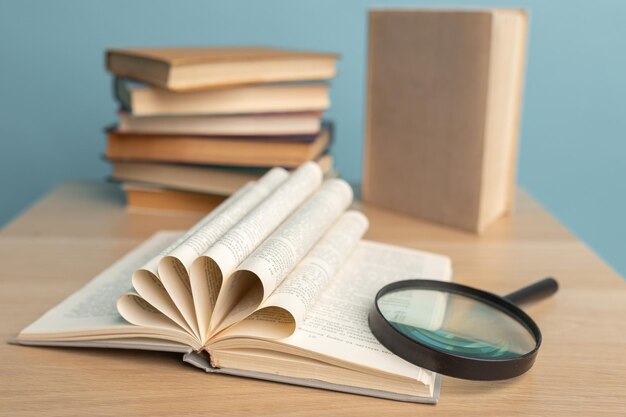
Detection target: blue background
<box><xmin>1</xmin><ymin>0</ymin><xmax>625</xmax><ymax>278</ymax></box>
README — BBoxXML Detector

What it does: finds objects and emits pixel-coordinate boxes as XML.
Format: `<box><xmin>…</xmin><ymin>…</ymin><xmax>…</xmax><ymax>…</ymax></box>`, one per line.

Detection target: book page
<box><xmin>131</xmin><ymin>269</ymin><xmax>193</xmax><ymax>335</ymax></box>
<box><xmin>209</xmin><ymin>178</ymin><xmax>353</xmax><ymax>334</ymax></box>
<box><xmin>127</xmin><ymin>181</ymin><xmax>264</xmax><ymax>336</ymax></box>
<box><xmin>189</xmin><ymin>161</ymin><xmax>323</xmax><ymax>341</ymax></box>
<box><xmin>223</xmin><ymin>211</ymin><xmax>368</xmax><ymax>340</ymax></box>
<box><xmin>117</xmin><ymin>293</ymin><xmax>191</xmax><ymax>335</ymax></box>
<box><xmin>161</xmin><ymin>167</ymin><xmax>287</xmax><ymax>269</ymax></box>
<box><xmin>282</xmin><ymin>241</ymin><xmax>452</xmax><ymax>384</ymax></box>
<box><xmin>133</xmin><ymin>180</ymin><xmax>260</xmax><ymax>280</ymax></box>
<box><xmin>152</xmin><ymin>168</ymin><xmax>287</xmax><ymax>338</ymax></box>
<box><xmin>18</xmin><ymin>232</ymin><xmax>182</xmax><ymax>340</ymax></box>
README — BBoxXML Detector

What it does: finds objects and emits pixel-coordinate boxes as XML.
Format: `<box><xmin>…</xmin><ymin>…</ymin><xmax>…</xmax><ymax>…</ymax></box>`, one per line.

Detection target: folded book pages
<box><xmin>15</xmin><ymin>161</ymin><xmax>452</xmax><ymax>403</ymax></box>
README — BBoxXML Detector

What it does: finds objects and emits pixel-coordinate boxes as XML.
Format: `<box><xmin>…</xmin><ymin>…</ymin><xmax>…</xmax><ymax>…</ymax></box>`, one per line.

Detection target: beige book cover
<box><xmin>363</xmin><ymin>9</ymin><xmax>528</xmax><ymax>233</ymax></box>
<box><xmin>107</xmin><ymin>47</ymin><xmax>339</xmax><ymax>91</ymax></box>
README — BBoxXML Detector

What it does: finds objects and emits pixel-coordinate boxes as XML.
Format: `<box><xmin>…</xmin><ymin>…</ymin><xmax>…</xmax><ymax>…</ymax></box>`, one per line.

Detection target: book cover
<box><xmin>105</xmin><ymin>126</ymin><xmax>332</xmax><ymax>168</ymax></box>
<box><xmin>107</xmin><ymin>47</ymin><xmax>339</xmax><ymax>91</ymax></box>
<box><xmin>114</xmin><ymin>77</ymin><xmax>330</xmax><ymax>116</ymax></box>
<box><xmin>363</xmin><ymin>9</ymin><xmax>528</xmax><ymax>233</ymax></box>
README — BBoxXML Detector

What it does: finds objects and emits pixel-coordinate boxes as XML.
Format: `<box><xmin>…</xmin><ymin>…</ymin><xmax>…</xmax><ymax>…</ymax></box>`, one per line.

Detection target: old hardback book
<box><xmin>123</xmin><ymin>183</ymin><xmax>228</xmax><ymax>213</ymax></box>
<box><xmin>114</xmin><ymin>77</ymin><xmax>330</xmax><ymax>116</ymax></box>
<box><xmin>363</xmin><ymin>9</ymin><xmax>528</xmax><ymax>233</ymax></box>
<box><xmin>105</xmin><ymin>126</ymin><xmax>331</xmax><ymax>168</ymax></box>
<box><xmin>15</xmin><ymin>162</ymin><xmax>452</xmax><ymax>403</ymax></box>
<box><xmin>110</xmin><ymin>154</ymin><xmax>334</xmax><ymax>196</ymax></box>
<box><xmin>118</xmin><ymin>110</ymin><xmax>323</xmax><ymax>136</ymax></box>
<box><xmin>107</xmin><ymin>47</ymin><xmax>338</xmax><ymax>91</ymax></box>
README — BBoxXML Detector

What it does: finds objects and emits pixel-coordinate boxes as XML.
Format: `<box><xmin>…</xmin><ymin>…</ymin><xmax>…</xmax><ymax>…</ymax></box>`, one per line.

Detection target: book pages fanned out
<box><xmin>16</xmin><ymin>161</ymin><xmax>452</xmax><ymax>403</ymax></box>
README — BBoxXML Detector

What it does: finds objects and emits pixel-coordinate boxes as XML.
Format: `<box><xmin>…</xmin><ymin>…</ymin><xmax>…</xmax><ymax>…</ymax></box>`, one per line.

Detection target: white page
<box><xmin>283</xmin><ymin>240</ymin><xmax>452</xmax><ymax>384</ymax></box>
<box><xmin>133</xmin><ymin>181</ymin><xmax>259</xmax><ymax>280</ymax></box>
<box><xmin>198</xmin><ymin>161</ymin><xmax>322</xmax><ymax>277</ymax></box>
<box><xmin>220</xmin><ymin>211</ymin><xmax>368</xmax><ymax>340</ymax></box>
<box><xmin>210</xmin><ymin>178</ymin><xmax>353</xmax><ymax>333</ymax></box>
<box><xmin>117</xmin><ymin>293</ymin><xmax>189</xmax><ymax>335</ymax></box>
<box><xmin>263</xmin><ymin>211</ymin><xmax>368</xmax><ymax>325</ymax></box>
<box><xmin>19</xmin><ymin>232</ymin><xmax>182</xmax><ymax>337</ymax></box>
<box><xmin>189</xmin><ymin>162</ymin><xmax>323</xmax><ymax>339</ymax></box>
<box><xmin>152</xmin><ymin>168</ymin><xmax>288</xmax><ymax>337</ymax></box>
<box><xmin>160</xmin><ymin>167</ymin><xmax>288</xmax><ymax>271</ymax></box>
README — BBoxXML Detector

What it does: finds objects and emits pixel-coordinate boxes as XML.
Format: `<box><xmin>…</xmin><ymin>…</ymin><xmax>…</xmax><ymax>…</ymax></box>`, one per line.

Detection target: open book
<box><xmin>14</xmin><ymin>162</ymin><xmax>452</xmax><ymax>403</ymax></box>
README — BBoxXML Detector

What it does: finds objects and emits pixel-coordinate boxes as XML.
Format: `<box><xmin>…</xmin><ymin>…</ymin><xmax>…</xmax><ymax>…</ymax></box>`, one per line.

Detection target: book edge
<box><xmin>183</xmin><ymin>351</ymin><xmax>439</xmax><ymax>404</ymax></box>
<box><xmin>106</xmin><ymin>47</ymin><xmax>339</xmax><ymax>66</ymax></box>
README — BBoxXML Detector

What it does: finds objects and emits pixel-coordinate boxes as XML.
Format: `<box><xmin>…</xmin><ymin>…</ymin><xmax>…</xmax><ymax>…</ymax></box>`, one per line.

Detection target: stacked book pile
<box><xmin>104</xmin><ymin>47</ymin><xmax>338</xmax><ymax>212</ymax></box>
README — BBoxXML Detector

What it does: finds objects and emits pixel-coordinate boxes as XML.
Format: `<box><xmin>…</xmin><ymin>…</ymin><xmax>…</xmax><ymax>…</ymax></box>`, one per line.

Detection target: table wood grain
<box><xmin>1</xmin><ymin>182</ymin><xmax>624</xmax><ymax>416</ymax></box>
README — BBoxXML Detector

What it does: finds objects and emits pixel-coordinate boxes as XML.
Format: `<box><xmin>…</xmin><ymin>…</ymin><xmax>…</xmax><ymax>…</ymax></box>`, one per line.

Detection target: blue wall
<box><xmin>1</xmin><ymin>0</ymin><xmax>625</xmax><ymax>278</ymax></box>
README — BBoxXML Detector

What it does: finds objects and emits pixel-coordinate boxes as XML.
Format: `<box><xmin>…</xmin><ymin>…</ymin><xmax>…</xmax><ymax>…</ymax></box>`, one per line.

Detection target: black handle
<box><xmin>504</xmin><ymin>277</ymin><xmax>559</xmax><ymax>305</ymax></box>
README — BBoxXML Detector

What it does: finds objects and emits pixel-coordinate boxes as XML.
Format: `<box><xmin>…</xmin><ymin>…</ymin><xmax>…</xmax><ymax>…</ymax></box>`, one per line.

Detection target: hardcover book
<box><xmin>105</xmin><ymin>126</ymin><xmax>331</xmax><ymax>168</ymax></box>
<box><xmin>15</xmin><ymin>162</ymin><xmax>452</xmax><ymax>403</ymax></box>
<box><xmin>122</xmin><ymin>183</ymin><xmax>228</xmax><ymax>213</ymax></box>
<box><xmin>110</xmin><ymin>154</ymin><xmax>334</xmax><ymax>196</ymax></box>
<box><xmin>117</xmin><ymin>110</ymin><xmax>324</xmax><ymax>136</ymax></box>
<box><xmin>363</xmin><ymin>9</ymin><xmax>528</xmax><ymax>233</ymax></box>
<box><xmin>114</xmin><ymin>77</ymin><xmax>330</xmax><ymax>116</ymax></box>
<box><xmin>107</xmin><ymin>47</ymin><xmax>338</xmax><ymax>91</ymax></box>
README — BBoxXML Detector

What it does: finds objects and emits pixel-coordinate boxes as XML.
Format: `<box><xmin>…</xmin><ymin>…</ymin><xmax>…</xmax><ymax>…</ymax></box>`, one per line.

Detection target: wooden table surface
<box><xmin>1</xmin><ymin>182</ymin><xmax>624</xmax><ymax>416</ymax></box>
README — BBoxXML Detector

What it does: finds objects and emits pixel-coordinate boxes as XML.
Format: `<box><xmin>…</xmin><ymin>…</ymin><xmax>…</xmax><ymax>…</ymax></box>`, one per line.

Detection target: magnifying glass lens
<box><xmin>377</xmin><ymin>288</ymin><xmax>537</xmax><ymax>360</ymax></box>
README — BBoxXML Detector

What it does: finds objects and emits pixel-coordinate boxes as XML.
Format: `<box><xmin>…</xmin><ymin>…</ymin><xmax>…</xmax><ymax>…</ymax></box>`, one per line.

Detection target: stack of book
<box><xmin>104</xmin><ymin>47</ymin><xmax>338</xmax><ymax>212</ymax></box>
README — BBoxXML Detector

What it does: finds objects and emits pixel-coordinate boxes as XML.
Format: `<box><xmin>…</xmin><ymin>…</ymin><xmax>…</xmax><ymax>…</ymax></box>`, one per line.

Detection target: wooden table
<box><xmin>1</xmin><ymin>182</ymin><xmax>624</xmax><ymax>416</ymax></box>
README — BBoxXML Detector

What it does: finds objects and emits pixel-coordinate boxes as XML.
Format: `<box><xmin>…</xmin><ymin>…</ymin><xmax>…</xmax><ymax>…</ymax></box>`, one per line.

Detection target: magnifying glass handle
<box><xmin>504</xmin><ymin>277</ymin><xmax>559</xmax><ymax>305</ymax></box>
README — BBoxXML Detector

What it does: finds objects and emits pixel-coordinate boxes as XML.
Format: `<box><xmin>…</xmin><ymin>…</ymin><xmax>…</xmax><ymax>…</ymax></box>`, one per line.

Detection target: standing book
<box><xmin>363</xmin><ymin>9</ymin><xmax>528</xmax><ymax>233</ymax></box>
<box><xmin>14</xmin><ymin>162</ymin><xmax>452</xmax><ymax>403</ymax></box>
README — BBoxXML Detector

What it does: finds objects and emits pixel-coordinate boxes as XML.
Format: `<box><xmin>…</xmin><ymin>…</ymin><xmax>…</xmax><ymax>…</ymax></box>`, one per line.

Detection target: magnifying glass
<box><xmin>369</xmin><ymin>277</ymin><xmax>558</xmax><ymax>380</ymax></box>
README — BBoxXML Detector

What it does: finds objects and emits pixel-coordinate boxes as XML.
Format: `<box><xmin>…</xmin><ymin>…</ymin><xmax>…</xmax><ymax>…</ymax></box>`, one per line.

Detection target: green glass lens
<box><xmin>377</xmin><ymin>288</ymin><xmax>537</xmax><ymax>360</ymax></box>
